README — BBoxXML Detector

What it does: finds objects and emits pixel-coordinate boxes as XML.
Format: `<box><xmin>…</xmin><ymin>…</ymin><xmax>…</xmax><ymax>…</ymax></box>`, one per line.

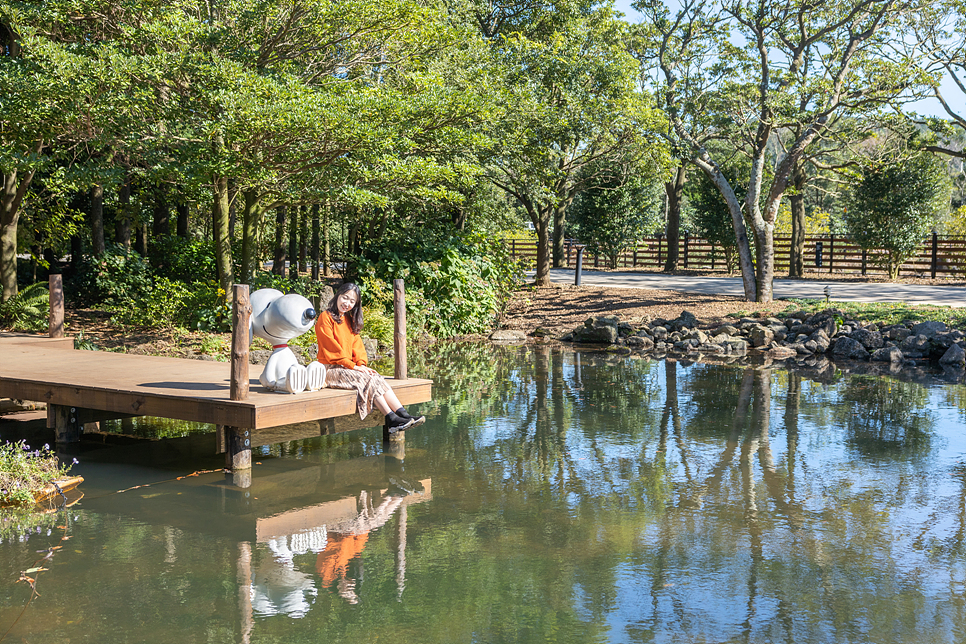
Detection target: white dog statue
<box><xmin>250</xmin><ymin>288</ymin><xmax>327</xmax><ymax>394</ymax></box>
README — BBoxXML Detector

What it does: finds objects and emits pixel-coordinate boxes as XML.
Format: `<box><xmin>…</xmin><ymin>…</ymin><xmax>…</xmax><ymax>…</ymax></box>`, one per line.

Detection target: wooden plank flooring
<box><xmin>0</xmin><ymin>334</ymin><xmax>431</xmax><ymax>430</ymax></box>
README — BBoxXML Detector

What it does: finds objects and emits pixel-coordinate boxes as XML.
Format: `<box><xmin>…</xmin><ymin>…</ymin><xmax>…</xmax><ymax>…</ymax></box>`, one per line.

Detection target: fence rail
<box><xmin>506</xmin><ymin>234</ymin><xmax>966</xmax><ymax>279</ymax></box>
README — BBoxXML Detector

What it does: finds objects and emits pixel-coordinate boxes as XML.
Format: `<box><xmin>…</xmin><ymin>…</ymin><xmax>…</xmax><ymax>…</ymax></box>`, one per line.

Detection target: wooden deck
<box><xmin>0</xmin><ymin>333</ymin><xmax>432</xmax><ymax>431</ymax></box>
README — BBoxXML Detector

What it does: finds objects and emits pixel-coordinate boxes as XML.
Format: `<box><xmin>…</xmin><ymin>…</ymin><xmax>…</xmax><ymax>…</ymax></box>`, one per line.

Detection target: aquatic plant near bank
<box><xmin>0</xmin><ymin>442</ymin><xmax>75</xmax><ymax>506</ymax></box>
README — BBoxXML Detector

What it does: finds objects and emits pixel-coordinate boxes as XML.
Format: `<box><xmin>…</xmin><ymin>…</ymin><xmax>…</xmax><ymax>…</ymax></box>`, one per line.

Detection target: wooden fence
<box><xmin>506</xmin><ymin>233</ymin><xmax>966</xmax><ymax>279</ymax></box>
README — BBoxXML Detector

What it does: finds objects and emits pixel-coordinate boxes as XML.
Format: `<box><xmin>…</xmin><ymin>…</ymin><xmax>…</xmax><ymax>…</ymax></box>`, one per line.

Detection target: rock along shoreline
<box><xmin>490</xmin><ymin>307</ymin><xmax>966</xmax><ymax>382</ymax></box>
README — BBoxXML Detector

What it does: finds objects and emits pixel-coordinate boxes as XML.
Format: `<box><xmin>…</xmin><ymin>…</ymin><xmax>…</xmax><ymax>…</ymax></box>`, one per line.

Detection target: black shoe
<box><xmin>395</xmin><ymin>407</ymin><xmax>425</xmax><ymax>427</ymax></box>
<box><xmin>386</xmin><ymin>416</ymin><xmax>415</xmax><ymax>432</ymax></box>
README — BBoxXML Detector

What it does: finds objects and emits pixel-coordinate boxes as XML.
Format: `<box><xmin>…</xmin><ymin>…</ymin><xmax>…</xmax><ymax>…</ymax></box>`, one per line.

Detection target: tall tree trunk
<box><xmin>90</xmin><ymin>184</ymin><xmax>106</xmax><ymax>255</ymax></box>
<box><xmin>176</xmin><ymin>202</ymin><xmax>189</xmax><ymax>238</ymax></box>
<box><xmin>311</xmin><ymin>204</ymin><xmax>320</xmax><ymax>281</ymax></box>
<box><xmin>298</xmin><ymin>205</ymin><xmax>308</xmax><ymax>274</ymax></box>
<box><xmin>788</xmin><ymin>161</ymin><xmax>806</xmax><ymax>278</ymax></box>
<box><xmin>240</xmin><ymin>190</ymin><xmax>263</xmax><ymax>284</ymax></box>
<box><xmin>227</xmin><ymin>179</ymin><xmax>237</xmax><ymax>241</ymax></box>
<box><xmin>322</xmin><ymin>204</ymin><xmax>330</xmax><ymax>277</ymax></box>
<box><xmin>663</xmin><ymin>166</ymin><xmax>686</xmax><ymax>272</ymax></box>
<box><xmin>273</xmin><ymin>206</ymin><xmax>287</xmax><ymax>276</ymax></box>
<box><xmin>70</xmin><ymin>234</ymin><xmax>82</xmax><ymax>270</ymax></box>
<box><xmin>212</xmin><ymin>174</ymin><xmax>233</xmax><ymax>304</ymax></box>
<box><xmin>152</xmin><ymin>187</ymin><xmax>170</xmax><ymax>238</ymax></box>
<box><xmin>135</xmin><ymin>221</ymin><xmax>148</xmax><ymax>256</ymax></box>
<box><xmin>552</xmin><ymin>205</ymin><xmax>566</xmax><ymax>268</ymax></box>
<box><xmin>1</xmin><ymin>168</ymin><xmax>35</xmax><ymax>302</ymax></box>
<box><xmin>532</xmin><ymin>205</ymin><xmax>552</xmax><ymax>287</ymax></box>
<box><xmin>288</xmin><ymin>207</ymin><xmax>299</xmax><ymax>280</ymax></box>
<box><xmin>115</xmin><ymin>176</ymin><xmax>132</xmax><ymax>251</ymax></box>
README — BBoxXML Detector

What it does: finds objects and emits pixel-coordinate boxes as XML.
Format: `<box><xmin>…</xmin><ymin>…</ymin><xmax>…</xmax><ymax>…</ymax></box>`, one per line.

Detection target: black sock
<box><xmin>386</xmin><ymin>411</ymin><xmax>406</xmax><ymax>426</ymax></box>
<box><xmin>395</xmin><ymin>407</ymin><xmax>412</xmax><ymax>419</ymax></box>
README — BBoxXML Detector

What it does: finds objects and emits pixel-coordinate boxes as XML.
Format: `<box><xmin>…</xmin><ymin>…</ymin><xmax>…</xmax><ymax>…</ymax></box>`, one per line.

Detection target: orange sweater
<box><xmin>315</xmin><ymin>311</ymin><xmax>368</xmax><ymax>369</ymax></box>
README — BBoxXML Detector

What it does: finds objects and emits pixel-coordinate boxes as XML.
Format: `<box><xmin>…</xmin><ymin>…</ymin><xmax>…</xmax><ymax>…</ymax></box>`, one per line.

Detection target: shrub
<box><xmin>355</xmin><ymin>233</ymin><xmax>523</xmax><ymax>339</ymax></box>
<box><xmin>68</xmin><ymin>245</ymin><xmax>153</xmax><ymax>307</ymax></box>
<box><xmin>109</xmin><ymin>278</ymin><xmax>193</xmax><ymax>328</ymax></box>
<box><xmin>0</xmin><ymin>282</ymin><xmax>49</xmax><ymax>332</ymax></box>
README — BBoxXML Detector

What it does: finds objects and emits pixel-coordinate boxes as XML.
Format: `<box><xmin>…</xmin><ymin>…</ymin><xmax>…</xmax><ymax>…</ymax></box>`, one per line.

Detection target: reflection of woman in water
<box><xmin>315</xmin><ymin>491</ymin><xmax>404</xmax><ymax>603</ymax></box>
<box><xmin>315</xmin><ymin>283</ymin><xmax>425</xmax><ymax>431</ymax></box>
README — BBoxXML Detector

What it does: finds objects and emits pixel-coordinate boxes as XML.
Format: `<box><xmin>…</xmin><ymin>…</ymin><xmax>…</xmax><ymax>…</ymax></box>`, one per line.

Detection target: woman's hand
<box><xmin>353</xmin><ymin>365</ymin><xmax>378</xmax><ymax>375</ymax></box>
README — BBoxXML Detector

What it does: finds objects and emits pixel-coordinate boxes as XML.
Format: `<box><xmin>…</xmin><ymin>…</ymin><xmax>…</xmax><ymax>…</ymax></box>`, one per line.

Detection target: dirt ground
<box><xmin>500</xmin><ymin>283</ymin><xmax>792</xmax><ymax>337</ymax></box>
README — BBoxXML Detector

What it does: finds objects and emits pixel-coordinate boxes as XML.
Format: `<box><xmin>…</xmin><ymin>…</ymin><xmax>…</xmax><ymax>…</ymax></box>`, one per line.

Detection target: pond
<box><xmin>2</xmin><ymin>344</ymin><xmax>966</xmax><ymax>643</ymax></box>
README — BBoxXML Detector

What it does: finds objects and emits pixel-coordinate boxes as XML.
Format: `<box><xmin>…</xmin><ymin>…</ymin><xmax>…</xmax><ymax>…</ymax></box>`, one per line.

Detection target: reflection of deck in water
<box><xmin>76</xmin><ymin>439</ymin><xmax>430</xmax><ymax>633</ymax></box>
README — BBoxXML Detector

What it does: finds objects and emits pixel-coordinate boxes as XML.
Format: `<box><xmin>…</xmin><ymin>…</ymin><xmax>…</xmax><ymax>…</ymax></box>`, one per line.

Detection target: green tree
<box><xmin>568</xmin><ymin>167</ymin><xmax>663</xmax><ymax>268</ymax></box>
<box><xmin>634</xmin><ymin>0</ymin><xmax>931</xmax><ymax>302</ymax></box>
<box><xmin>0</xmin><ymin>9</ymin><xmax>87</xmax><ymax>301</ymax></box>
<box><xmin>844</xmin><ymin>153</ymin><xmax>952</xmax><ymax>279</ymax></box>
<box><xmin>484</xmin><ymin>5</ymin><xmax>666</xmax><ymax>285</ymax></box>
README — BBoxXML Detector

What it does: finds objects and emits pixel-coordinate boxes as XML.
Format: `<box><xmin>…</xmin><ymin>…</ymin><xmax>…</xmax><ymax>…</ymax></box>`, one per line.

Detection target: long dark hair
<box><xmin>326</xmin><ymin>282</ymin><xmax>363</xmax><ymax>334</ymax></box>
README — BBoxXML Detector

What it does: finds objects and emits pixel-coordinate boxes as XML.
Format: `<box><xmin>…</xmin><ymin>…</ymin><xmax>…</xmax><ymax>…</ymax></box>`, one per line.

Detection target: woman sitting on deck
<box><xmin>315</xmin><ymin>283</ymin><xmax>425</xmax><ymax>432</ymax></box>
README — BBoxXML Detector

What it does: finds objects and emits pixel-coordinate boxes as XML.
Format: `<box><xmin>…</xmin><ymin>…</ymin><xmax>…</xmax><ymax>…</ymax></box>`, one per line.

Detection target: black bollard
<box><xmin>575</xmin><ymin>245</ymin><xmax>586</xmax><ymax>286</ymax></box>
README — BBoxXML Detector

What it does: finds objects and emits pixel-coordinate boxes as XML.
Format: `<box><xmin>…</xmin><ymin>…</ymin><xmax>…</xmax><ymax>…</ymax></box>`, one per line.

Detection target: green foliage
<box><xmin>68</xmin><ymin>245</ymin><xmax>153</xmax><ymax>307</ymax></box>
<box><xmin>844</xmin><ymin>154</ymin><xmax>953</xmax><ymax>279</ymax></box>
<box><xmin>0</xmin><ymin>281</ymin><xmax>49</xmax><ymax>331</ymax></box>
<box><xmin>357</xmin><ymin>232</ymin><xmax>523</xmax><ymax>338</ymax></box>
<box><xmin>248</xmin><ymin>270</ymin><xmax>331</xmax><ymax>299</ymax></box>
<box><xmin>148</xmin><ymin>237</ymin><xmax>218</xmax><ymax>284</ymax></box>
<box><xmin>568</xmin><ymin>171</ymin><xmax>664</xmax><ymax>267</ymax></box>
<box><xmin>109</xmin><ymin>279</ymin><xmax>230</xmax><ymax>331</ymax></box>
<box><xmin>360</xmin><ymin>306</ymin><xmax>395</xmax><ymax>348</ymax></box>
<box><xmin>109</xmin><ymin>277</ymin><xmax>193</xmax><ymax>328</ymax></box>
<box><xmin>0</xmin><ymin>441</ymin><xmax>74</xmax><ymax>506</ymax></box>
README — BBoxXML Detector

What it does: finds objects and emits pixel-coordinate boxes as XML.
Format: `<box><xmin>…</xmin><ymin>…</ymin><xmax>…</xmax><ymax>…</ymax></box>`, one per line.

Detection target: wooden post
<box><xmin>48</xmin><ymin>274</ymin><xmax>64</xmax><ymax>338</ymax></box>
<box><xmin>861</xmin><ymin>249</ymin><xmax>867</xmax><ymax>275</ymax></box>
<box><xmin>388</xmin><ymin>280</ymin><xmax>407</xmax><ymax>451</ymax></box>
<box><xmin>227</xmin><ymin>284</ymin><xmax>252</xmax><ymax>473</ymax></box>
<box><xmin>384</xmin><ymin>421</ymin><xmax>406</xmax><ymax>446</ymax></box>
<box><xmin>394</xmin><ymin>279</ymin><xmax>407</xmax><ymax>381</ymax></box>
<box><xmin>230</xmin><ymin>285</ymin><xmax>251</xmax><ymax>402</ymax></box>
<box><xmin>829</xmin><ymin>234</ymin><xmax>835</xmax><ymax>273</ymax></box>
<box><xmin>632</xmin><ymin>244</ymin><xmax>638</xmax><ymax>267</ymax></box>
<box><xmin>52</xmin><ymin>404</ymin><xmax>82</xmax><ymax>443</ymax></box>
<box><xmin>683</xmin><ymin>231</ymin><xmax>689</xmax><ymax>268</ymax></box>
<box><xmin>931</xmin><ymin>232</ymin><xmax>938</xmax><ymax>279</ymax></box>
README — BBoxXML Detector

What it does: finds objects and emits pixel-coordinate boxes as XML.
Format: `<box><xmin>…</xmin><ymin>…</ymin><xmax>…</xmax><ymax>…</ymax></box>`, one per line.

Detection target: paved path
<box><xmin>538</xmin><ymin>268</ymin><xmax>966</xmax><ymax>308</ymax></box>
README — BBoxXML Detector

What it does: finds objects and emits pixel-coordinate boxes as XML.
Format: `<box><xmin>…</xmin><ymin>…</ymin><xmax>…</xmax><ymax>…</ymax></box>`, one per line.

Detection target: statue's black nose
<box><xmin>304</xmin><ymin>308</ymin><xmax>317</xmax><ymax>322</ymax></box>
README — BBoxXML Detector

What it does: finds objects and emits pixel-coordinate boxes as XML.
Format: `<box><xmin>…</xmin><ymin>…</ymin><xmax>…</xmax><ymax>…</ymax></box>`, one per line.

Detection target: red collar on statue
<box><xmin>273</xmin><ymin>344</ymin><xmax>288</xmax><ymax>349</ymax></box>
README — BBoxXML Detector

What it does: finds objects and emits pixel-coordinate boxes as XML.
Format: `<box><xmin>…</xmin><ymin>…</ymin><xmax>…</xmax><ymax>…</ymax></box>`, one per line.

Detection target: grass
<box><xmin>0</xmin><ymin>441</ymin><xmax>75</xmax><ymax>506</ymax></box>
<box><xmin>780</xmin><ymin>298</ymin><xmax>966</xmax><ymax>328</ymax></box>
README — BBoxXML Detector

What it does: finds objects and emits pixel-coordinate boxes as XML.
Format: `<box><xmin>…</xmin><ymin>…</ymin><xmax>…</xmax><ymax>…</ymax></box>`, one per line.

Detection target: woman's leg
<box><xmin>378</xmin><ymin>388</ymin><xmax>403</xmax><ymax>412</ymax></box>
<box><xmin>372</xmin><ymin>394</ymin><xmax>394</xmax><ymax>415</ymax></box>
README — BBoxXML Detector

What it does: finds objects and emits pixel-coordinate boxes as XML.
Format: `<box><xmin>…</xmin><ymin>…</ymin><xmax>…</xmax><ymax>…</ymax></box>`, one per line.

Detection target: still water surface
<box><xmin>3</xmin><ymin>344</ymin><xmax>966</xmax><ymax>643</ymax></box>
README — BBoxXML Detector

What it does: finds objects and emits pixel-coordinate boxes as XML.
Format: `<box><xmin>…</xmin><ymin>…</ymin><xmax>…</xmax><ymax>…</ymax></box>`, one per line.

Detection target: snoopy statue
<box><xmin>250</xmin><ymin>288</ymin><xmax>327</xmax><ymax>394</ymax></box>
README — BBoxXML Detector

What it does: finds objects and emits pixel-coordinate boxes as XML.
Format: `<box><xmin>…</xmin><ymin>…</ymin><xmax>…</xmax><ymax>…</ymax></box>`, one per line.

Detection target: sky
<box><xmin>610</xmin><ymin>0</ymin><xmax>961</xmax><ymax>120</ymax></box>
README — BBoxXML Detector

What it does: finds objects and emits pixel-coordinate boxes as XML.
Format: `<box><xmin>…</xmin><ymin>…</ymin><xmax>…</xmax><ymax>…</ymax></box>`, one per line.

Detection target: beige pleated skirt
<box><xmin>324</xmin><ymin>366</ymin><xmax>389</xmax><ymax>419</ymax></box>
